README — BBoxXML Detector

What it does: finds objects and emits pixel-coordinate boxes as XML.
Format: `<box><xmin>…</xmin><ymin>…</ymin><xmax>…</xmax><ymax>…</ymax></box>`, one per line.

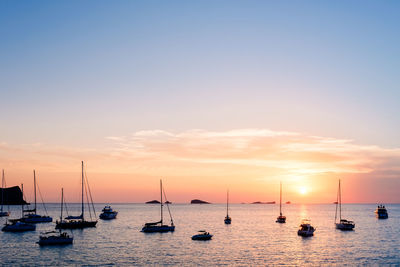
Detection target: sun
<box><xmin>299</xmin><ymin>186</ymin><xmax>308</xmax><ymax>195</ymax></box>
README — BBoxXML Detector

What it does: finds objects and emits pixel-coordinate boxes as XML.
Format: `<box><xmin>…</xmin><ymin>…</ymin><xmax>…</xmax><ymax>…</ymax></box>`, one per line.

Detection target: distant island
<box><xmin>145</xmin><ymin>200</ymin><xmax>172</xmax><ymax>204</ymax></box>
<box><xmin>191</xmin><ymin>199</ymin><xmax>210</xmax><ymax>204</ymax></box>
<box><xmin>145</xmin><ymin>200</ymin><xmax>160</xmax><ymax>204</ymax></box>
<box><xmin>251</xmin><ymin>201</ymin><xmax>276</xmax><ymax>204</ymax></box>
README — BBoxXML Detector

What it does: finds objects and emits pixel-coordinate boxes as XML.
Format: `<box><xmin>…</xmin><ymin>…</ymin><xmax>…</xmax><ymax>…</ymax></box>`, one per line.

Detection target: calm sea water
<box><xmin>1</xmin><ymin>203</ymin><xmax>399</xmax><ymax>265</ymax></box>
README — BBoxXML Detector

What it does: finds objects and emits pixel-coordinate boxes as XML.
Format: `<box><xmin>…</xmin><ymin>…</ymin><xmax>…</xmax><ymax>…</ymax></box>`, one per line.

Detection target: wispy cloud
<box><xmin>1</xmin><ymin>128</ymin><xmax>400</xmax><ymax>202</ymax></box>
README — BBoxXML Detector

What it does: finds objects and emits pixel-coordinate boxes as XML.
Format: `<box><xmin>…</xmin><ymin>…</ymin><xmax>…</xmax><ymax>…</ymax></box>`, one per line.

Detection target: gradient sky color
<box><xmin>1</xmin><ymin>1</ymin><xmax>399</xmax><ymax>203</ymax></box>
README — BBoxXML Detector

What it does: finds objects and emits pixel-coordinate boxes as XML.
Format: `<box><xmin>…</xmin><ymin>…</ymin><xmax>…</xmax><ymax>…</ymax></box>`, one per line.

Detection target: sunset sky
<box><xmin>1</xmin><ymin>1</ymin><xmax>399</xmax><ymax>203</ymax></box>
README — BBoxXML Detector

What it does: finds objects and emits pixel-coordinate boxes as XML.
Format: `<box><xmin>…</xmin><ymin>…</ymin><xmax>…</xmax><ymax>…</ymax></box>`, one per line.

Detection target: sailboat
<box><xmin>0</xmin><ymin>170</ymin><xmax>10</xmax><ymax>217</ymax></box>
<box><xmin>56</xmin><ymin>161</ymin><xmax>97</xmax><ymax>229</ymax></box>
<box><xmin>19</xmin><ymin>170</ymin><xmax>52</xmax><ymax>223</ymax></box>
<box><xmin>2</xmin><ymin>184</ymin><xmax>36</xmax><ymax>232</ymax></box>
<box><xmin>276</xmin><ymin>181</ymin><xmax>286</xmax><ymax>223</ymax></box>
<box><xmin>141</xmin><ymin>179</ymin><xmax>175</xmax><ymax>233</ymax></box>
<box><xmin>335</xmin><ymin>179</ymin><xmax>355</xmax><ymax>231</ymax></box>
<box><xmin>224</xmin><ymin>190</ymin><xmax>231</xmax><ymax>224</ymax></box>
<box><xmin>39</xmin><ymin>188</ymin><xmax>73</xmax><ymax>245</ymax></box>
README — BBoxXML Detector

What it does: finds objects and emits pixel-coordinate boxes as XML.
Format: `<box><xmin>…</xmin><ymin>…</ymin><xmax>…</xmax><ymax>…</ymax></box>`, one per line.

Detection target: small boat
<box><xmin>38</xmin><ymin>231</ymin><xmax>73</xmax><ymax>246</ymax></box>
<box><xmin>2</xmin><ymin>220</ymin><xmax>36</xmax><ymax>232</ymax></box>
<box><xmin>224</xmin><ymin>190</ymin><xmax>231</xmax><ymax>224</ymax></box>
<box><xmin>375</xmin><ymin>205</ymin><xmax>388</xmax><ymax>219</ymax></box>
<box><xmin>276</xmin><ymin>181</ymin><xmax>286</xmax><ymax>223</ymax></box>
<box><xmin>99</xmin><ymin>205</ymin><xmax>118</xmax><ymax>220</ymax></box>
<box><xmin>19</xmin><ymin>170</ymin><xmax>52</xmax><ymax>223</ymax></box>
<box><xmin>38</xmin><ymin>189</ymin><xmax>73</xmax><ymax>245</ymax></box>
<box><xmin>192</xmin><ymin>230</ymin><xmax>213</xmax><ymax>240</ymax></box>
<box><xmin>297</xmin><ymin>219</ymin><xmax>315</xmax><ymax>237</ymax></box>
<box><xmin>0</xmin><ymin>170</ymin><xmax>10</xmax><ymax>217</ymax></box>
<box><xmin>334</xmin><ymin>179</ymin><xmax>355</xmax><ymax>231</ymax></box>
<box><xmin>141</xmin><ymin>180</ymin><xmax>175</xmax><ymax>233</ymax></box>
<box><xmin>56</xmin><ymin>162</ymin><xmax>97</xmax><ymax>229</ymax></box>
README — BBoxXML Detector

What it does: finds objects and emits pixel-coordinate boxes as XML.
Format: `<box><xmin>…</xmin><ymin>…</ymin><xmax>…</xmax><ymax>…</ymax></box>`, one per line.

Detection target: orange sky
<box><xmin>1</xmin><ymin>129</ymin><xmax>399</xmax><ymax>203</ymax></box>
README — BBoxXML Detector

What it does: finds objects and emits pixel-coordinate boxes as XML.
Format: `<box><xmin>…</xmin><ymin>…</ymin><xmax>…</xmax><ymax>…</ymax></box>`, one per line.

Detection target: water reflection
<box><xmin>0</xmin><ymin>203</ymin><xmax>399</xmax><ymax>265</ymax></box>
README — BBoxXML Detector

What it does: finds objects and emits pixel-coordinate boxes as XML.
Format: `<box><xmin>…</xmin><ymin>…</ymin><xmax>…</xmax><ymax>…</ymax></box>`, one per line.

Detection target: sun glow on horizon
<box><xmin>299</xmin><ymin>186</ymin><xmax>308</xmax><ymax>195</ymax></box>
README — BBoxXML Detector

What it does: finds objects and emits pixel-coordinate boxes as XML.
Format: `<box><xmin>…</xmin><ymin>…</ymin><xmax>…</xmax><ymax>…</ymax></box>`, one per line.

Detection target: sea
<box><xmin>0</xmin><ymin>203</ymin><xmax>399</xmax><ymax>266</ymax></box>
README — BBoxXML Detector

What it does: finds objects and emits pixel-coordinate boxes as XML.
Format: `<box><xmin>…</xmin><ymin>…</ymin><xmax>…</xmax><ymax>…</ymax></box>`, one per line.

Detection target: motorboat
<box><xmin>142</xmin><ymin>180</ymin><xmax>175</xmax><ymax>233</ymax></box>
<box><xmin>192</xmin><ymin>230</ymin><xmax>213</xmax><ymax>240</ymax></box>
<box><xmin>297</xmin><ymin>219</ymin><xmax>315</xmax><ymax>237</ymax></box>
<box><xmin>56</xmin><ymin>162</ymin><xmax>97</xmax><ymax>229</ymax></box>
<box><xmin>2</xmin><ymin>220</ymin><xmax>36</xmax><ymax>232</ymax></box>
<box><xmin>276</xmin><ymin>181</ymin><xmax>286</xmax><ymax>223</ymax></box>
<box><xmin>0</xmin><ymin>170</ymin><xmax>10</xmax><ymax>217</ymax></box>
<box><xmin>375</xmin><ymin>205</ymin><xmax>388</xmax><ymax>219</ymax></box>
<box><xmin>224</xmin><ymin>190</ymin><xmax>231</xmax><ymax>224</ymax></box>
<box><xmin>99</xmin><ymin>205</ymin><xmax>118</xmax><ymax>220</ymax></box>
<box><xmin>334</xmin><ymin>179</ymin><xmax>355</xmax><ymax>231</ymax></box>
<box><xmin>38</xmin><ymin>231</ymin><xmax>73</xmax><ymax>246</ymax></box>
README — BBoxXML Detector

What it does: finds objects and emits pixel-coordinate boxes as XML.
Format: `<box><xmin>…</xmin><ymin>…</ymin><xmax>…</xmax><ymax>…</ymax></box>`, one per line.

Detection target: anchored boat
<box><xmin>224</xmin><ymin>190</ymin><xmax>231</xmax><ymax>224</ymax></box>
<box><xmin>276</xmin><ymin>181</ymin><xmax>286</xmax><ymax>223</ymax></box>
<box><xmin>192</xmin><ymin>230</ymin><xmax>213</xmax><ymax>240</ymax></box>
<box><xmin>335</xmin><ymin>179</ymin><xmax>355</xmax><ymax>231</ymax></box>
<box><xmin>375</xmin><ymin>205</ymin><xmax>388</xmax><ymax>219</ymax></box>
<box><xmin>297</xmin><ymin>219</ymin><xmax>315</xmax><ymax>237</ymax></box>
<box><xmin>39</xmin><ymin>188</ymin><xmax>73</xmax><ymax>245</ymax></box>
<box><xmin>99</xmin><ymin>205</ymin><xmax>118</xmax><ymax>220</ymax></box>
<box><xmin>19</xmin><ymin>170</ymin><xmax>52</xmax><ymax>223</ymax></box>
<box><xmin>2</xmin><ymin>220</ymin><xmax>36</xmax><ymax>232</ymax></box>
<box><xmin>141</xmin><ymin>180</ymin><xmax>175</xmax><ymax>233</ymax></box>
<box><xmin>56</xmin><ymin>161</ymin><xmax>97</xmax><ymax>229</ymax></box>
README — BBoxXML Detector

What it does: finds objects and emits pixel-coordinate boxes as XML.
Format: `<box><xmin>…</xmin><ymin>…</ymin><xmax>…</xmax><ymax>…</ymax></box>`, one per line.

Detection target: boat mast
<box><xmin>21</xmin><ymin>183</ymin><xmax>24</xmax><ymax>217</ymax></box>
<box><xmin>81</xmin><ymin>161</ymin><xmax>84</xmax><ymax>220</ymax></box>
<box><xmin>335</xmin><ymin>180</ymin><xmax>338</xmax><ymax>223</ymax></box>
<box><xmin>280</xmin><ymin>182</ymin><xmax>282</xmax><ymax>216</ymax></box>
<box><xmin>61</xmin><ymin>188</ymin><xmax>64</xmax><ymax>221</ymax></box>
<box><xmin>1</xmin><ymin>170</ymin><xmax>4</xmax><ymax>212</ymax></box>
<box><xmin>33</xmin><ymin>170</ymin><xmax>37</xmax><ymax>214</ymax></box>
<box><xmin>339</xmin><ymin>179</ymin><xmax>342</xmax><ymax>221</ymax></box>
<box><xmin>160</xmin><ymin>179</ymin><xmax>163</xmax><ymax>224</ymax></box>
<box><xmin>226</xmin><ymin>190</ymin><xmax>229</xmax><ymax>216</ymax></box>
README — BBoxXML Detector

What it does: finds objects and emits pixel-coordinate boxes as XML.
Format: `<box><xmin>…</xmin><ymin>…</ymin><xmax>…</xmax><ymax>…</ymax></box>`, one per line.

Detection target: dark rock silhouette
<box><xmin>190</xmin><ymin>199</ymin><xmax>210</xmax><ymax>204</ymax></box>
<box><xmin>0</xmin><ymin>186</ymin><xmax>28</xmax><ymax>205</ymax></box>
<box><xmin>146</xmin><ymin>200</ymin><xmax>161</xmax><ymax>204</ymax></box>
<box><xmin>251</xmin><ymin>201</ymin><xmax>276</xmax><ymax>204</ymax></box>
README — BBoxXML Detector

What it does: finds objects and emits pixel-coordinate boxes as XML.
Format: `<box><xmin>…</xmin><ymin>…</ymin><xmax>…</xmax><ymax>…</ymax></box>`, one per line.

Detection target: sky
<box><xmin>0</xmin><ymin>0</ymin><xmax>399</xmax><ymax>203</ymax></box>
